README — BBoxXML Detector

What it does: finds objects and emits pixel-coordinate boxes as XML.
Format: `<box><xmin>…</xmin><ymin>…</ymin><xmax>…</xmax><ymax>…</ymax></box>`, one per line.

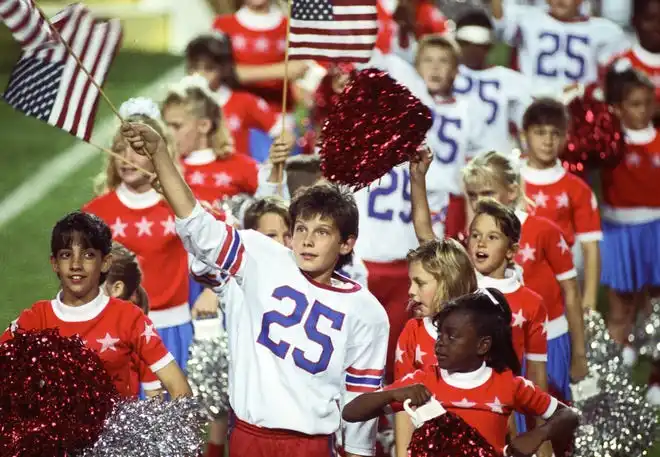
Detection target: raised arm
<box><xmin>409</xmin><ymin>146</ymin><xmax>436</xmax><ymax>243</ymax></box>
<box><xmin>121</xmin><ymin>123</ymin><xmax>195</xmax><ymax>219</ymax></box>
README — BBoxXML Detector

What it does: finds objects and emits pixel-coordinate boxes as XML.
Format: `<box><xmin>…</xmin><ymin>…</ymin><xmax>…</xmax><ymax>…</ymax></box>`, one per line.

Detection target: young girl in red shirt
<box><xmin>342</xmin><ymin>289</ymin><xmax>579</xmax><ymax>457</ymax></box>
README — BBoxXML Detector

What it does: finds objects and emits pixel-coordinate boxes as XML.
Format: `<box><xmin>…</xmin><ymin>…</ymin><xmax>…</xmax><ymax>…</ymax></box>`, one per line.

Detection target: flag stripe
<box><xmin>51</xmin><ymin>10</ymin><xmax>93</xmax><ymax>127</ymax></box>
<box><xmin>289</xmin><ymin>34</ymin><xmax>377</xmax><ymax>44</ymax></box>
<box><xmin>289</xmin><ymin>26</ymin><xmax>378</xmax><ymax>37</ymax></box>
<box><xmin>0</xmin><ymin>0</ymin><xmax>50</xmax><ymax>49</ymax></box>
<box><xmin>290</xmin><ymin>19</ymin><xmax>378</xmax><ymax>30</ymax></box>
<box><xmin>76</xmin><ymin>20</ymin><xmax>122</xmax><ymax>139</ymax></box>
<box><xmin>288</xmin><ymin>48</ymin><xmax>373</xmax><ymax>60</ymax></box>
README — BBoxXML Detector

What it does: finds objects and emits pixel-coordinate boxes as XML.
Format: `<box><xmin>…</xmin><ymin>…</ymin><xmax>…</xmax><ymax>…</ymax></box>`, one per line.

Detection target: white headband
<box><xmin>168</xmin><ymin>74</ymin><xmax>220</xmax><ymax>106</ymax></box>
<box><xmin>119</xmin><ymin>97</ymin><xmax>161</xmax><ymax>120</ymax></box>
<box><xmin>479</xmin><ymin>288</ymin><xmax>500</xmax><ymax>305</ymax></box>
<box><xmin>455</xmin><ymin>25</ymin><xmax>493</xmax><ymax>45</ymax></box>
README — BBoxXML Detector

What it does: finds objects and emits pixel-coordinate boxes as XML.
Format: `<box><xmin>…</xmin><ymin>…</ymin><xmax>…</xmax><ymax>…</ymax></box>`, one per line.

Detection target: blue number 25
<box><xmin>367</xmin><ymin>168</ymin><xmax>411</xmax><ymax>223</ymax></box>
<box><xmin>536</xmin><ymin>32</ymin><xmax>590</xmax><ymax>81</ymax></box>
<box><xmin>257</xmin><ymin>285</ymin><xmax>345</xmax><ymax>375</ymax></box>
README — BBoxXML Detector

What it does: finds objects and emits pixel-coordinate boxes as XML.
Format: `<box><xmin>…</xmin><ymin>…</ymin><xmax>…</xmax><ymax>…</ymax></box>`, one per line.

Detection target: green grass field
<box><xmin>0</xmin><ymin>42</ymin><xmax>180</xmax><ymax>326</ymax></box>
<box><xmin>0</xmin><ymin>38</ymin><xmax>658</xmax><ymax>455</ymax></box>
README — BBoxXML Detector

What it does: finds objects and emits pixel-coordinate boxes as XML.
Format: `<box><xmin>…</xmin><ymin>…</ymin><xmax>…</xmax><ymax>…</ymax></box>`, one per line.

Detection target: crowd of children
<box><xmin>3</xmin><ymin>0</ymin><xmax>660</xmax><ymax>456</ymax></box>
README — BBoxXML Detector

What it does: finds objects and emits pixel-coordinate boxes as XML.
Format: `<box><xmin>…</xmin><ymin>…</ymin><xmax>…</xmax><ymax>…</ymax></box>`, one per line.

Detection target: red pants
<box><xmin>364</xmin><ymin>259</ymin><xmax>411</xmax><ymax>384</ymax></box>
<box><xmin>229</xmin><ymin>419</ymin><xmax>334</xmax><ymax>457</ymax></box>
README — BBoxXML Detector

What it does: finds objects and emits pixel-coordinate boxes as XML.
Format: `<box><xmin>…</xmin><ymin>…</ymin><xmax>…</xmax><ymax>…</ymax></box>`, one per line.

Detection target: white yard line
<box><xmin>0</xmin><ymin>65</ymin><xmax>183</xmax><ymax>230</ymax></box>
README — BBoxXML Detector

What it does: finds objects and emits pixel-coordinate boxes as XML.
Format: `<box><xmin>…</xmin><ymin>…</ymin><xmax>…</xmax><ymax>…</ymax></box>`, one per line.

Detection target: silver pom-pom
<box><xmin>187</xmin><ymin>329</ymin><xmax>231</xmax><ymax>419</ymax></box>
<box><xmin>74</xmin><ymin>398</ymin><xmax>205</xmax><ymax>457</ymax></box>
<box><xmin>633</xmin><ymin>298</ymin><xmax>660</xmax><ymax>359</ymax></box>
<box><xmin>218</xmin><ymin>193</ymin><xmax>255</xmax><ymax>228</ymax></box>
<box><xmin>572</xmin><ymin>311</ymin><xmax>659</xmax><ymax>457</ymax></box>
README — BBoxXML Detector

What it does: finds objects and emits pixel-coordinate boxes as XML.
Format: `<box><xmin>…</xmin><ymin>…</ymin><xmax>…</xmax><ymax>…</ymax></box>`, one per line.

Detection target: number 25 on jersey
<box><xmin>257</xmin><ymin>285</ymin><xmax>345</xmax><ymax>375</ymax></box>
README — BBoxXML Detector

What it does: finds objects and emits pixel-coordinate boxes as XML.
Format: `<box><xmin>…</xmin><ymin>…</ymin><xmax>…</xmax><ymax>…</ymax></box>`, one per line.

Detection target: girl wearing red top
<box><xmin>0</xmin><ymin>212</ymin><xmax>191</xmax><ymax>399</ymax></box>
<box><xmin>84</xmin><ymin>100</ymin><xmax>194</xmax><ymax>371</ymax></box>
<box><xmin>467</xmin><ymin>199</ymin><xmax>549</xmax><ymax>443</ymax></box>
<box><xmin>212</xmin><ymin>0</ymin><xmax>309</xmax><ymax>113</ymax></box>
<box><xmin>342</xmin><ymin>290</ymin><xmax>579</xmax><ymax>457</ymax></box>
<box><xmin>600</xmin><ymin>63</ymin><xmax>660</xmax><ymax>402</ymax></box>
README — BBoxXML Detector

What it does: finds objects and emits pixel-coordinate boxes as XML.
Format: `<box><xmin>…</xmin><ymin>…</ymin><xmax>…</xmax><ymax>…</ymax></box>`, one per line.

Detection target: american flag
<box><xmin>0</xmin><ymin>0</ymin><xmax>51</xmax><ymax>50</ymax></box>
<box><xmin>1</xmin><ymin>2</ymin><xmax>122</xmax><ymax>141</ymax></box>
<box><xmin>288</xmin><ymin>0</ymin><xmax>378</xmax><ymax>63</ymax></box>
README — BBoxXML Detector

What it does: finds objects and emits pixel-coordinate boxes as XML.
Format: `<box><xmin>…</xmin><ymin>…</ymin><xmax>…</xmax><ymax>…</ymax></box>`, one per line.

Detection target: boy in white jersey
<box><xmin>121</xmin><ymin>123</ymin><xmax>389</xmax><ymax>457</ymax></box>
<box><xmin>453</xmin><ymin>9</ymin><xmax>534</xmax><ymax>154</ymax></box>
<box><xmin>492</xmin><ymin>0</ymin><xmax>628</xmax><ymax>94</ymax></box>
<box><xmin>416</xmin><ymin>35</ymin><xmax>487</xmax><ymax>239</ymax></box>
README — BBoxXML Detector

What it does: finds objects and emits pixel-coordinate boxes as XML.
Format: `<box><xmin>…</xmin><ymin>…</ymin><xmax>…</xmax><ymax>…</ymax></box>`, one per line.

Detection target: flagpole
<box><xmin>88</xmin><ymin>141</ymin><xmax>155</xmax><ymax>177</ymax></box>
<box><xmin>34</xmin><ymin>5</ymin><xmax>124</xmax><ymax>124</ymax></box>
<box><xmin>274</xmin><ymin>0</ymin><xmax>294</xmax><ymax>194</ymax></box>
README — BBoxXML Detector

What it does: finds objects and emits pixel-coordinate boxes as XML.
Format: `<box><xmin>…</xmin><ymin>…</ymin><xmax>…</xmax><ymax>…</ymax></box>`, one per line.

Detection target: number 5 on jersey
<box><xmin>257</xmin><ymin>285</ymin><xmax>346</xmax><ymax>375</ymax></box>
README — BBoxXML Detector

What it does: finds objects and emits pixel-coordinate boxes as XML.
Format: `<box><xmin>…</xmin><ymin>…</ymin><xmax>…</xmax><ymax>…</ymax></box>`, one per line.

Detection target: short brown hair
<box><xmin>522</xmin><ymin>98</ymin><xmax>568</xmax><ymax>131</ymax></box>
<box><xmin>107</xmin><ymin>242</ymin><xmax>148</xmax><ymax>312</ymax></box>
<box><xmin>243</xmin><ymin>196</ymin><xmax>291</xmax><ymax>231</ymax></box>
<box><xmin>406</xmin><ymin>238</ymin><xmax>477</xmax><ymax>314</ymax></box>
<box><xmin>415</xmin><ymin>34</ymin><xmax>461</xmax><ymax>67</ymax></box>
<box><xmin>185</xmin><ymin>34</ymin><xmax>238</xmax><ymax>87</ymax></box>
<box><xmin>289</xmin><ymin>183</ymin><xmax>358</xmax><ymax>270</ymax></box>
<box><xmin>285</xmin><ymin>155</ymin><xmax>322</xmax><ymax>196</ymax></box>
<box><xmin>471</xmin><ymin>198</ymin><xmax>521</xmax><ymax>245</ymax></box>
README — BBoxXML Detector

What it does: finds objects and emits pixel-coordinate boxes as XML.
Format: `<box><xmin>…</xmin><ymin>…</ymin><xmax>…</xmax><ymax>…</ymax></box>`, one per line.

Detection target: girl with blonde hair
<box><xmin>84</xmin><ymin>98</ymin><xmax>194</xmax><ymax>371</ymax></box>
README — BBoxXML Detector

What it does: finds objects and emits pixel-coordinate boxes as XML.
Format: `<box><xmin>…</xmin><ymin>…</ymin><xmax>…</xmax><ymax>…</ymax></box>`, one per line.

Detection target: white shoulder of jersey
<box><xmin>348</xmin><ymin>286</ymin><xmax>390</xmax><ymax>332</ymax></box>
<box><xmin>359</xmin><ymin>49</ymin><xmax>434</xmax><ymax>108</ymax></box>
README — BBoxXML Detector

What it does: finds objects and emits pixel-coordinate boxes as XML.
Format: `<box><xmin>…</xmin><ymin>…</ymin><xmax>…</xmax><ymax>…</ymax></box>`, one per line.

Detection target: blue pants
<box><xmin>159</xmin><ymin>321</ymin><xmax>194</xmax><ymax>372</ymax></box>
<box><xmin>515</xmin><ymin>333</ymin><xmax>571</xmax><ymax>433</ymax></box>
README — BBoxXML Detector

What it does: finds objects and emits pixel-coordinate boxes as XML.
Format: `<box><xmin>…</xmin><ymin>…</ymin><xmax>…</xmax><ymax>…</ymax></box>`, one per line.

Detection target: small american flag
<box><xmin>2</xmin><ymin>2</ymin><xmax>122</xmax><ymax>141</ymax></box>
<box><xmin>288</xmin><ymin>0</ymin><xmax>378</xmax><ymax>63</ymax></box>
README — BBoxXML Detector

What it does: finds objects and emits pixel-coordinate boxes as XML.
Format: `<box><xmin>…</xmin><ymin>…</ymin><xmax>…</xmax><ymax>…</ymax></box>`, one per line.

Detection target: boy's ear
<box><xmin>50</xmin><ymin>255</ymin><xmax>58</xmax><ymax>274</ymax></box>
<box><xmin>101</xmin><ymin>253</ymin><xmax>112</xmax><ymax>274</ymax></box>
<box><xmin>339</xmin><ymin>235</ymin><xmax>356</xmax><ymax>256</ymax></box>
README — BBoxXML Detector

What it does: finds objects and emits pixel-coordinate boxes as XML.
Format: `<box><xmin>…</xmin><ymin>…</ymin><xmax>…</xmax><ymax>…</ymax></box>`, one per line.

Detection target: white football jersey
<box><xmin>495</xmin><ymin>4</ymin><xmax>628</xmax><ymax>91</ymax></box>
<box><xmin>354</xmin><ymin>164</ymin><xmax>420</xmax><ymax>262</ymax></box>
<box><xmin>453</xmin><ymin>65</ymin><xmax>534</xmax><ymax>154</ymax></box>
<box><xmin>177</xmin><ymin>204</ymin><xmax>389</xmax><ymax>456</ymax></box>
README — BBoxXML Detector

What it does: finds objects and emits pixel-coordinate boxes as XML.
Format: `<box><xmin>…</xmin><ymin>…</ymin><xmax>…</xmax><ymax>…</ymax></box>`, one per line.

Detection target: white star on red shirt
<box><xmin>190</xmin><ymin>171</ymin><xmax>205</xmax><ymax>185</ymax></box>
<box><xmin>254</xmin><ymin>36</ymin><xmax>269</xmax><ymax>52</ymax></box>
<box><xmin>452</xmin><ymin>398</ymin><xmax>476</xmax><ymax>408</ymax></box>
<box><xmin>532</xmin><ymin>191</ymin><xmax>549</xmax><ymax>208</ymax></box>
<box><xmin>626</xmin><ymin>152</ymin><xmax>641</xmax><ymax>167</ymax></box>
<box><xmin>652</xmin><ymin>155</ymin><xmax>660</xmax><ymax>168</ymax></box>
<box><xmin>555</xmin><ymin>192</ymin><xmax>569</xmax><ymax>208</ymax></box>
<box><xmin>141</xmin><ymin>323</ymin><xmax>159</xmax><ymax>343</ymax></box>
<box><xmin>232</xmin><ymin>34</ymin><xmax>247</xmax><ymax>50</ymax></box>
<box><xmin>542</xmin><ymin>317</ymin><xmax>549</xmax><ymax>335</ymax></box>
<box><xmin>511</xmin><ymin>309</ymin><xmax>527</xmax><ymax>328</ymax></box>
<box><xmin>401</xmin><ymin>371</ymin><xmax>418</xmax><ymax>381</ymax></box>
<box><xmin>227</xmin><ymin>115</ymin><xmax>241</xmax><ymax>131</ymax></box>
<box><xmin>519</xmin><ymin>243</ymin><xmax>536</xmax><ymax>263</ymax></box>
<box><xmin>96</xmin><ymin>333</ymin><xmax>120</xmax><ymax>352</ymax></box>
<box><xmin>257</xmin><ymin>98</ymin><xmax>270</xmax><ymax>111</ymax></box>
<box><xmin>395</xmin><ymin>344</ymin><xmax>404</xmax><ymax>363</ymax></box>
<box><xmin>415</xmin><ymin>345</ymin><xmax>427</xmax><ymax>364</ymax></box>
<box><xmin>519</xmin><ymin>377</ymin><xmax>535</xmax><ymax>389</ymax></box>
<box><xmin>111</xmin><ymin>217</ymin><xmax>128</xmax><ymax>238</ymax></box>
<box><xmin>135</xmin><ymin>217</ymin><xmax>153</xmax><ymax>237</ymax></box>
<box><xmin>276</xmin><ymin>38</ymin><xmax>286</xmax><ymax>52</ymax></box>
<box><xmin>161</xmin><ymin>216</ymin><xmax>176</xmax><ymax>236</ymax></box>
<box><xmin>557</xmin><ymin>237</ymin><xmax>570</xmax><ymax>254</ymax></box>
<box><xmin>486</xmin><ymin>397</ymin><xmax>505</xmax><ymax>413</ymax></box>
<box><xmin>214</xmin><ymin>172</ymin><xmax>233</xmax><ymax>187</ymax></box>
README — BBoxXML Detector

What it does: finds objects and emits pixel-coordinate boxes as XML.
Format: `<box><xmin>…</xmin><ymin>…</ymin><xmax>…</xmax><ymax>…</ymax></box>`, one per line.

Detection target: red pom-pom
<box><xmin>0</xmin><ymin>328</ymin><xmax>119</xmax><ymax>457</ymax></box>
<box><xmin>408</xmin><ymin>412</ymin><xmax>501</xmax><ymax>457</ymax></box>
<box><xmin>561</xmin><ymin>96</ymin><xmax>626</xmax><ymax>174</ymax></box>
<box><xmin>319</xmin><ymin>68</ymin><xmax>433</xmax><ymax>190</ymax></box>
